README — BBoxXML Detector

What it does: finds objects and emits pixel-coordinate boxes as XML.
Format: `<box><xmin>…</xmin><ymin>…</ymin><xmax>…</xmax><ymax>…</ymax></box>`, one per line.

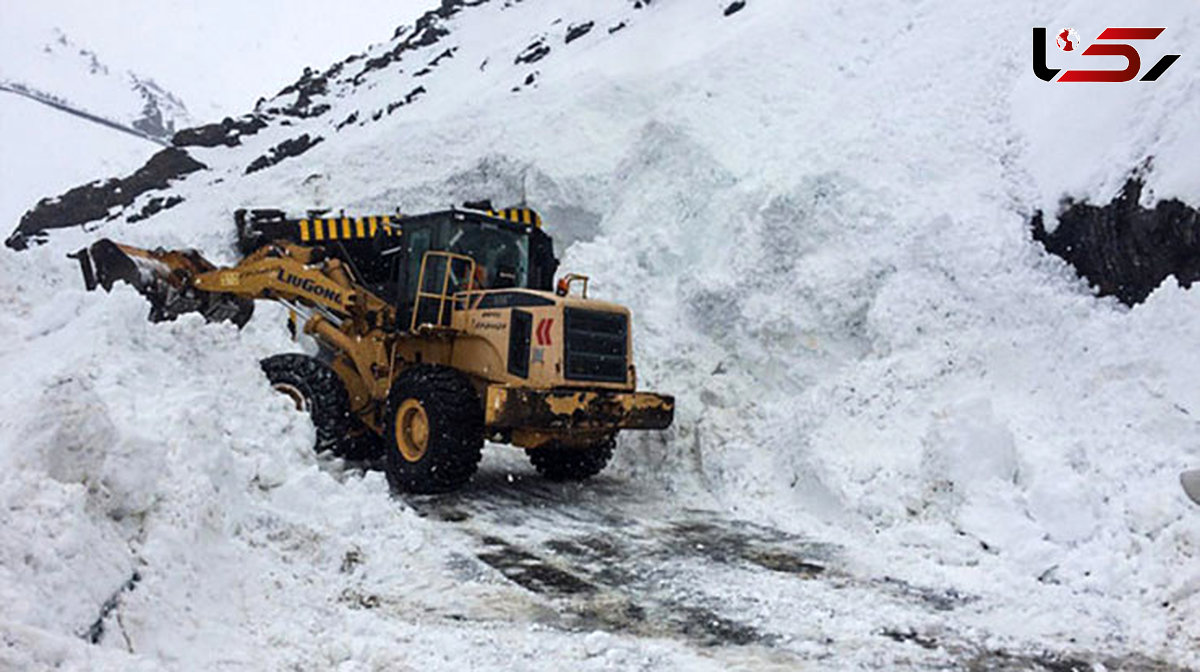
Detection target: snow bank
<box><xmin>0</xmin><ymin>245</ymin><xmax>727</xmax><ymax>670</ymax></box>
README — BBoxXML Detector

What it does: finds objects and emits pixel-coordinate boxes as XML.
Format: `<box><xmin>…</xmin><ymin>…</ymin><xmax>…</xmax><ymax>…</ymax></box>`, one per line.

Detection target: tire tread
<box><xmin>384</xmin><ymin>365</ymin><xmax>483</xmax><ymax>494</ymax></box>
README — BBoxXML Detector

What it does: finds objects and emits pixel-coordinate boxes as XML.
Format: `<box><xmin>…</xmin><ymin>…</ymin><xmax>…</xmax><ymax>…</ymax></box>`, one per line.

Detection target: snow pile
<box><xmin>2</xmin><ymin>0</ymin><xmax>1199</xmax><ymax>667</ymax></box>
<box><xmin>0</xmin><ymin>247</ymin><xmax>725</xmax><ymax>670</ymax></box>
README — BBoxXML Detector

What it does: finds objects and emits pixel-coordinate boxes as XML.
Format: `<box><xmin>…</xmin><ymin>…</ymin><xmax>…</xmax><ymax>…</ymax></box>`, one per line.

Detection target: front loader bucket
<box><xmin>1183</xmin><ymin>470</ymin><xmax>1200</xmax><ymax>506</ymax></box>
<box><xmin>70</xmin><ymin>239</ymin><xmax>254</xmax><ymax>327</ymax></box>
<box><xmin>69</xmin><ymin>239</ymin><xmax>160</xmax><ymax>292</ymax></box>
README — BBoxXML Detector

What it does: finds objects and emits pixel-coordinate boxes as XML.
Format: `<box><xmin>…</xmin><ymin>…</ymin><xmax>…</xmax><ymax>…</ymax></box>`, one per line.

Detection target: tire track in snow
<box><xmin>385</xmin><ymin>463</ymin><xmax>1190</xmax><ymax>671</ymax></box>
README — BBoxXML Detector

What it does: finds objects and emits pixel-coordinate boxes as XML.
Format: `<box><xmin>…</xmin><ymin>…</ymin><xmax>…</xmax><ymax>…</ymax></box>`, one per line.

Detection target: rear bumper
<box><xmin>485</xmin><ymin>386</ymin><xmax>674</xmax><ymax>432</ymax></box>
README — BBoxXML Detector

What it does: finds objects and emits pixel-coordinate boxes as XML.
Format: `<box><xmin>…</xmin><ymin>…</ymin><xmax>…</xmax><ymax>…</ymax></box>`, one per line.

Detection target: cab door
<box><xmin>392</xmin><ymin>223</ymin><xmax>432</xmax><ymax>328</ymax></box>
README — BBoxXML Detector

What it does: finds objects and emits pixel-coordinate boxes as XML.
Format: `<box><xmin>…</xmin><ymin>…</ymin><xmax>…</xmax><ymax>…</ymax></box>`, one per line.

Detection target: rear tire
<box><xmin>339</xmin><ymin>432</ymin><xmax>384</xmax><ymax>461</ymax></box>
<box><xmin>260</xmin><ymin>353</ymin><xmax>376</xmax><ymax>459</ymax></box>
<box><xmin>384</xmin><ymin>365</ymin><xmax>483</xmax><ymax>494</ymax></box>
<box><xmin>527</xmin><ymin>436</ymin><xmax>616</xmax><ymax>481</ymax></box>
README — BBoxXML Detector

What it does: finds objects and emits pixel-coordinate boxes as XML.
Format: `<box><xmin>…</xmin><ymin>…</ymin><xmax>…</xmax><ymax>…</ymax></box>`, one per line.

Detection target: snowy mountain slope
<box><xmin>0</xmin><ymin>3</ymin><xmax>439</xmax><ymax>248</ymax></box>
<box><xmin>5</xmin><ymin>0</ymin><xmax>440</xmax><ymax>124</ymax></box>
<box><xmin>0</xmin><ymin>94</ymin><xmax>160</xmax><ymax>252</ymax></box>
<box><xmin>0</xmin><ymin>27</ymin><xmax>189</xmax><ymax>250</ymax></box>
<box><xmin>0</xmin><ymin>28</ymin><xmax>191</xmax><ymax>141</ymax></box>
<box><xmin>2</xmin><ymin>0</ymin><xmax>1199</xmax><ymax>669</ymax></box>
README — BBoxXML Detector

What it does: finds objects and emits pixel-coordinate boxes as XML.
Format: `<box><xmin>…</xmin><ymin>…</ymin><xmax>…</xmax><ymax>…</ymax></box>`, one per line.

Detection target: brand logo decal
<box><xmin>535</xmin><ymin>318</ymin><xmax>554</xmax><ymax>346</ymax></box>
<box><xmin>276</xmin><ymin>270</ymin><xmax>343</xmax><ymax>303</ymax></box>
<box><xmin>1033</xmin><ymin>27</ymin><xmax>1180</xmax><ymax>82</ymax></box>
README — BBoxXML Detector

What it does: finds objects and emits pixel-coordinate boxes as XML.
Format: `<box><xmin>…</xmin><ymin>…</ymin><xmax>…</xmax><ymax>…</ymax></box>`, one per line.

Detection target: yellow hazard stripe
<box><xmin>481</xmin><ymin>207</ymin><xmax>541</xmax><ymax>227</ymax></box>
<box><xmin>292</xmin><ymin>214</ymin><xmax>409</xmax><ymax>244</ymax></box>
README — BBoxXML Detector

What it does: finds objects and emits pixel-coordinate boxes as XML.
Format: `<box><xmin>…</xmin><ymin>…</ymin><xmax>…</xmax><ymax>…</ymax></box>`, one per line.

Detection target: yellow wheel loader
<box><xmin>70</xmin><ymin>205</ymin><xmax>674</xmax><ymax>493</ymax></box>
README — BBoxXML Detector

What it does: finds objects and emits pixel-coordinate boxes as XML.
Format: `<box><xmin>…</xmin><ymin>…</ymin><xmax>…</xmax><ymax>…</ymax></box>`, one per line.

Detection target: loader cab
<box><xmin>387</xmin><ymin>209</ymin><xmax>558</xmax><ymax>328</ymax></box>
<box><xmin>232</xmin><ymin>205</ymin><xmax>559</xmax><ymax>326</ymax></box>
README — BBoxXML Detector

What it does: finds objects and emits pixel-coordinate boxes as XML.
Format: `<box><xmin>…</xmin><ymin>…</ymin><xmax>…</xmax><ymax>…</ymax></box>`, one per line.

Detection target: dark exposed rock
<box><xmin>172</xmin><ymin>114</ymin><xmax>269</xmax><ymax>148</ymax></box>
<box><xmin>83</xmin><ymin>571</ymin><xmax>141</xmax><ymax>646</ymax></box>
<box><xmin>1032</xmin><ymin>178</ymin><xmax>1200</xmax><ymax>306</ymax></box>
<box><xmin>159</xmin><ymin>3</ymin><xmax>488</xmax><ymax>151</ymax></box>
<box><xmin>127</xmin><ymin>195</ymin><xmax>184</xmax><ymax>223</ymax></box>
<box><xmin>414</xmin><ymin>48</ymin><xmax>457</xmax><ymax>77</ymax></box>
<box><xmin>357</xmin><ymin>1</ymin><xmax>488</xmax><ymax>82</ymax></box>
<box><xmin>335</xmin><ymin>112</ymin><xmax>359</xmax><ymax>130</ymax></box>
<box><xmin>429</xmin><ymin>47</ymin><xmax>457</xmax><ymax>67</ymax></box>
<box><xmin>515</xmin><ymin>39</ymin><xmax>550</xmax><ymax>65</ymax></box>
<box><xmin>609</xmin><ymin>22</ymin><xmax>628</xmax><ymax>34</ymax></box>
<box><xmin>385</xmin><ymin>86</ymin><xmax>428</xmax><ymax>115</ymax></box>
<box><xmin>170</xmin><ymin>4</ymin><xmax>481</xmax><ymax>146</ymax></box>
<box><xmin>724</xmin><ymin>1</ymin><xmax>746</xmax><ymax>16</ymax></box>
<box><xmin>566</xmin><ymin>21</ymin><xmax>594</xmax><ymax>44</ymax></box>
<box><xmin>6</xmin><ymin>148</ymin><xmax>206</xmax><ymax>250</ymax></box>
<box><xmin>245</xmin><ymin>134</ymin><xmax>324</xmax><ymax>175</ymax></box>
<box><xmin>268</xmin><ymin>66</ymin><xmax>335</xmax><ymax>119</ymax></box>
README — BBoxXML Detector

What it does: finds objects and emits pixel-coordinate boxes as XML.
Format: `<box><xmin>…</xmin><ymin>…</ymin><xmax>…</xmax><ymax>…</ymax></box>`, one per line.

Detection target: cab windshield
<box><xmin>446</xmin><ymin>220</ymin><xmax>529</xmax><ymax>290</ymax></box>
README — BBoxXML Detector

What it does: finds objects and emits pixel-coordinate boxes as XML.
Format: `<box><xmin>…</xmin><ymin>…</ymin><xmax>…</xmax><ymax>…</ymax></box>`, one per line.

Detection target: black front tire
<box><xmin>384</xmin><ymin>365</ymin><xmax>484</xmax><ymax>494</ymax></box>
<box><xmin>526</xmin><ymin>436</ymin><xmax>616</xmax><ymax>481</ymax></box>
<box><xmin>260</xmin><ymin>353</ymin><xmax>377</xmax><ymax>459</ymax></box>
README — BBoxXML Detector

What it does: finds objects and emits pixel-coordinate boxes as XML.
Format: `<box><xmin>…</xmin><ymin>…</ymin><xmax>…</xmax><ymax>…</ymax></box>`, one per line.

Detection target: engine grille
<box><xmin>563</xmin><ymin>308</ymin><xmax>628</xmax><ymax>383</ymax></box>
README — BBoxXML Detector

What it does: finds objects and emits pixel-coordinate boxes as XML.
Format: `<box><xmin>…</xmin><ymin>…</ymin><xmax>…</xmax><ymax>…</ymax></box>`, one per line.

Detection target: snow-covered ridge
<box><xmin>2</xmin><ymin>0</ymin><xmax>1199</xmax><ymax>668</ymax></box>
<box><xmin>10</xmin><ymin>0</ymin><xmax>706</xmax><ymax>247</ymax></box>
<box><xmin>0</xmin><ymin>28</ymin><xmax>190</xmax><ymax>142</ymax></box>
